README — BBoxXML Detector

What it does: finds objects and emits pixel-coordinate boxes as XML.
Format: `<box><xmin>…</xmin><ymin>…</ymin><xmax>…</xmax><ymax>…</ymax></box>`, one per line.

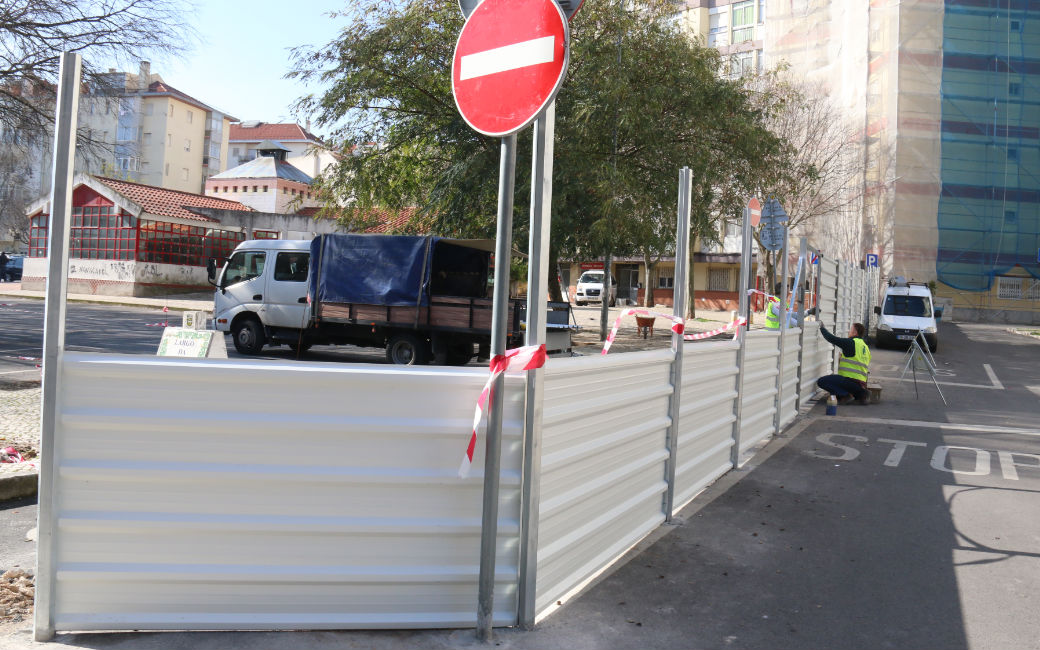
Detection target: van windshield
<box><xmin>579</xmin><ymin>272</ymin><xmax>603</xmax><ymax>283</ymax></box>
<box><xmin>883</xmin><ymin>295</ymin><xmax>930</xmax><ymax>317</ymax></box>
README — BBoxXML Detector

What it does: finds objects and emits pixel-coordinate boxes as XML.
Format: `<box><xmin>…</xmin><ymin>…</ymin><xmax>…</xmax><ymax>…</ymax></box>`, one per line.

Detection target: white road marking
<box><xmin>0</xmin><ymin>369</ymin><xmax>39</xmax><ymax>376</ymax></box>
<box><xmin>460</xmin><ymin>36</ymin><xmax>556</xmax><ymax>81</ymax></box>
<box><xmin>830</xmin><ymin>416</ymin><xmax>1040</xmax><ymax>437</ymax></box>
<box><xmin>983</xmin><ymin>363</ymin><xmax>1004</xmax><ymax>389</ymax></box>
<box><xmin>869</xmin><ymin>375</ymin><xmax>1003</xmax><ymax>390</ymax></box>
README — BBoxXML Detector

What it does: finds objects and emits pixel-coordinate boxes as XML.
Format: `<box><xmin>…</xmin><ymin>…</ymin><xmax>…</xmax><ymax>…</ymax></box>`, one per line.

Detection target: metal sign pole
<box><xmin>664</xmin><ymin>167</ymin><xmax>692</xmax><ymax>521</ymax></box>
<box><xmin>794</xmin><ymin>238</ymin><xmax>809</xmax><ymax>411</ymax></box>
<box><xmin>478</xmin><ymin>133</ymin><xmax>517</xmax><ymax>641</ymax></box>
<box><xmin>731</xmin><ymin>202</ymin><xmax>754</xmax><ymax>468</ymax></box>
<box><xmin>518</xmin><ymin>103</ymin><xmax>555</xmax><ymax>628</ymax></box>
<box><xmin>35</xmin><ymin>51</ymin><xmax>82</xmax><ymax>643</ymax></box>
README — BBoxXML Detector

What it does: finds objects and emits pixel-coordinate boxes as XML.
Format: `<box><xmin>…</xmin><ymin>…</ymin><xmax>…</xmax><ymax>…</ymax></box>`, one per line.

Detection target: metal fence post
<box><xmin>664</xmin><ymin>167</ymin><xmax>692</xmax><ymax>520</ymax></box>
<box><xmin>730</xmin><ymin>202</ymin><xmax>754</xmax><ymax>468</ymax></box>
<box><xmin>35</xmin><ymin>51</ymin><xmax>81</xmax><ymax>643</ymax></box>
<box><xmin>773</xmin><ymin>233</ymin><xmax>790</xmax><ymax>436</ymax></box>
<box><xmin>518</xmin><ymin>103</ymin><xmax>555</xmax><ymax>629</ymax></box>
<box><xmin>794</xmin><ymin>238</ymin><xmax>809</xmax><ymax>412</ymax></box>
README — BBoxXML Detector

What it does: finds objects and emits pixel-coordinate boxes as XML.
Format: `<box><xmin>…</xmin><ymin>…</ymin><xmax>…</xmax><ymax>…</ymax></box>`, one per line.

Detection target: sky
<box><xmin>150</xmin><ymin>0</ymin><xmax>349</xmax><ymax>135</ymax></box>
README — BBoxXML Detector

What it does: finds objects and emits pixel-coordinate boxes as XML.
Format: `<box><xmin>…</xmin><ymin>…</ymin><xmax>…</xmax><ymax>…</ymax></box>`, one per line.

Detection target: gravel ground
<box><xmin>0</xmin><ymin>387</ymin><xmax>39</xmax><ymax>460</ymax></box>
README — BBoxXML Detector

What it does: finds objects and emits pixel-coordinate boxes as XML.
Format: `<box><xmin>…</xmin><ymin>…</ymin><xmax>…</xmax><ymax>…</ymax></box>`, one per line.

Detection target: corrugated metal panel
<box><xmin>738</xmin><ymin>332</ymin><xmax>780</xmax><ymax>454</ymax></box>
<box><xmin>673</xmin><ymin>340</ymin><xmax>739</xmax><ymax>513</ymax></box>
<box><xmin>779</xmin><ymin>328</ymin><xmax>801</xmax><ymax>427</ymax></box>
<box><xmin>800</xmin><ymin>322</ymin><xmax>830</xmax><ymax>399</ymax></box>
<box><xmin>51</xmin><ymin>353</ymin><xmax>523</xmax><ymax>631</ymax></box>
<box><xmin>535</xmin><ymin>349</ymin><xmax>674</xmax><ymax>615</ymax></box>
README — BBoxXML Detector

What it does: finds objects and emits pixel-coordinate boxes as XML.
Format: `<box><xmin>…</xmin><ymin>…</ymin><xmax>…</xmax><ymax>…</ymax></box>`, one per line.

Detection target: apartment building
<box><xmin>677</xmin><ymin>0</ymin><xmax>766</xmax><ymax>77</ymax></box>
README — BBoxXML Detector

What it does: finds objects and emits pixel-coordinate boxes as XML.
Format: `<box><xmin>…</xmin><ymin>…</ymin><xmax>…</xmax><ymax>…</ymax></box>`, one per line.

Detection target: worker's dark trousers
<box><xmin>817</xmin><ymin>374</ymin><xmax>868</xmax><ymax>401</ymax></box>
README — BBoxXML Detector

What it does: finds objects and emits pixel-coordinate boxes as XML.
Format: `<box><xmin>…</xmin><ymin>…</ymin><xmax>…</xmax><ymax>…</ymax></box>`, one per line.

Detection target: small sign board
<box><xmin>181</xmin><ymin>311</ymin><xmax>207</xmax><ymax>330</ymax></box>
<box><xmin>759</xmin><ymin>223</ymin><xmax>786</xmax><ymax>251</ymax></box>
<box><xmin>157</xmin><ymin>327</ymin><xmax>216</xmax><ymax>358</ymax></box>
<box><xmin>866</xmin><ymin>253</ymin><xmax>879</xmax><ymax>268</ymax></box>
<box><xmin>762</xmin><ymin>198</ymin><xmax>788</xmax><ymax>223</ymax></box>
<box><xmin>580</xmin><ymin>261</ymin><xmax>605</xmax><ymax>270</ymax></box>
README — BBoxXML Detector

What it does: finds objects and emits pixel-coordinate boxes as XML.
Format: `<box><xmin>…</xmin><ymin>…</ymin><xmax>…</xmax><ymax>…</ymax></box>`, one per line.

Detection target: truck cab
<box><xmin>874</xmin><ymin>277</ymin><xmax>939</xmax><ymax>352</ymax></box>
<box><xmin>209</xmin><ymin>239</ymin><xmax>312</xmax><ymax>354</ymax></box>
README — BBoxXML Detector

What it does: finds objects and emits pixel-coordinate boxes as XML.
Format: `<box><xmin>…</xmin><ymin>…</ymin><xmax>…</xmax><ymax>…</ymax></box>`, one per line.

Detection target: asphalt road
<box><xmin>1</xmin><ymin>319</ymin><xmax>1037</xmax><ymax>649</ymax></box>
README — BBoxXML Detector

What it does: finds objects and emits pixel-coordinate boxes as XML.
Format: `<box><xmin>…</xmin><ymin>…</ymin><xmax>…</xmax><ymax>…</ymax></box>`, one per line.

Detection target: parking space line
<box><xmin>828</xmin><ymin>416</ymin><xmax>1040</xmax><ymax>437</ymax></box>
<box><xmin>984</xmin><ymin>363</ymin><xmax>1004</xmax><ymax>389</ymax></box>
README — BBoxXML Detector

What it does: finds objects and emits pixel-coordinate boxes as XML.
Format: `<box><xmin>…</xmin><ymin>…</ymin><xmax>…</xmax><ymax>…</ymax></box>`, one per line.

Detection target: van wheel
<box><xmin>386</xmin><ymin>333</ymin><xmax>429</xmax><ymax>365</ymax></box>
<box><xmin>609</xmin><ymin>296</ymin><xmax>616</xmax><ymax>307</ymax></box>
<box><xmin>232</xmin><ymin>318</ymin><xmax>265</xmax><ymax>355</ymax></box>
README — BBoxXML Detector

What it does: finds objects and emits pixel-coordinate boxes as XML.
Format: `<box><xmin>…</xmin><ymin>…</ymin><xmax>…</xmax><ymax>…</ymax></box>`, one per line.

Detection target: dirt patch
<box><xmin>0</xmin><ymin>569</ymin><xmax>34</xmax><ymax>625</ymax></box>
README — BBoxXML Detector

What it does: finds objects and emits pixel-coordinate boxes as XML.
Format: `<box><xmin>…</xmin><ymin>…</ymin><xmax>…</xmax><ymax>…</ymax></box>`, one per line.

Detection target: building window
<box><xmin>1005</xmin><ymin>209</ymin><xmax>1017</xmax><ymax>223</ymax></box>
<box><xmin>731</xmin><ymin>1</ymin><xmax>754</xmax><ymax>43</ymax></box>
<box><xmin>26</xmin><ymin>206</ymin><xmax>137</xmax><ymax>260</ymax></box>
<box><xmin>658</xmin><ymin>273</ymin><xmax>674</xmax><ymax>289</ymax></box>
<box><xmin>167</xmin><ymin>133</ymin><xmax>172</xmax><ymax>146</ymax></box>
<box><xmin>115</xmin><ymin>157</ymin><xmax>140</xmax><ymax>172</ymax></box>
<box><xmin>262</xmin><ymin>185</ymin><xmax>268</xmax><ymax>192</ymax></box>
<box><xmin>708</xmin><ymin>268</ymin><xmax>732</xmax><ymax>292</ymax></box>
<box><xmin>232</xmin><ymin>148</ymin><xmax>240</xmax><ymax>157</ymax></box>
<box><xmin>186</xmin><ymin>110</ymin><xmax>193</xmax><ymax>124</ymax></box>
<box><xmin>181</xmin><ymin>167</ymin><xmax>189</xmax><ymax>181</ymax></box>
<box><xmin>184</xmin><ymin>138</ymin><xmax>191</xmax><ymax>151</ymax></box>
<box><xmin>758</xmin><ymin>0</ymin><xmax>765</xmax><ymax>23</ymax></box>
<box><xmin>169</xmin><ymin>104</ymin><xmax>173</xmax><ymax>117</ymax></box>
<box><xmin>223</xmin><ymin>186</ymin><xmax>229</xmax><ymax>193</ymax></box>
<box><xmin>708</xmin><ymin>13</ymin><xmax>727</xmax><ymax>47</ymax></box>
<box><xmin>252</xmin><ymin>185</ymin><xmax>258</xmax><ymax>192</ymax></box>
<box><xmin>283</xmin><ymin>188</ymin><xmax>288</xmax><ymax>194</ymax></box>
<box><xmin>997</xmin><ymin>276</ymin><xmax>1022</xmax><ymax>299</ymax></box>
<box><xmin>143</xmin><ymin>132</ymin><xmax>152</xmax><ymax>145</ymax></box>
<box><xmin>1009</xmin><ymin>82</ymin><xmax>1021</xmax><ymax>96</ymax></box>
<box><xmin>1008</xmin><ymin>148</ymin><xmax>1018</xmax><ymax>161</ymax></box>
<box><xmin>253</xmin><ymin>229</ymin><xmax>280</xmax><ymax>240</ymax></box>
<box><xmin>232</xmin><ymin>186</ymin><xmax>238</xmax><ymax>192</ymax></box>
<box><xmin>138</xmin><ymin>220</ymin><xmax>244</xmax><ymax>266</ymax></box>
<box><xmin>733</xmin><ymin>50</ymin><xmax>754</xmax><ymax>77</ymax></box>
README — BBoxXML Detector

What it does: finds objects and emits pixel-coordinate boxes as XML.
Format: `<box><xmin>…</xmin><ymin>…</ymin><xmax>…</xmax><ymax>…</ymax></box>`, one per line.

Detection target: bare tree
<box><xmin>750</xmin><ymin>77</ymin><xmax>865</xmax><ymax>293</ymax></box>
<box><xmin>0</xmin><ymin>0</ymin><xmax>196</xmax><ymax>148</ymax></box>
<box><xmin>0</xmin><ymin>141</ymin><xmax>31</xmax><ymax>247</ymax></box>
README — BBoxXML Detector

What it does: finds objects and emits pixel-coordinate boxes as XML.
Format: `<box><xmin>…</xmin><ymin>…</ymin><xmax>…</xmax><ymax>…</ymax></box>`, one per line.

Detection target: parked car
<box><xmin>874</xmin><ymin>276</ymin><xmax>939</xmax><ymax>351</ymax></box>
<box><xmin>1</xmin><ymin>255</ymin><xmax>23</xmax><ymax>282</ymax></box>
<box><xmin>574</xmin><ymin>270</ymin><xmax>617</xmax><ymax>306</ymax></box>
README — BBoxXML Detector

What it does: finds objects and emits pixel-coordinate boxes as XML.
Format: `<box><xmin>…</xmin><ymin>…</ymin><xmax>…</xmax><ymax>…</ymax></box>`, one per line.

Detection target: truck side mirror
<box><xmin>873</xmin><ymin>306</ymin><xmax>881</xmax><ymax>315</ymax></box>
<box><xmin>206</xmin><ymin>258</ymin><xmax>218</xmax><ymax>285</ymax></box>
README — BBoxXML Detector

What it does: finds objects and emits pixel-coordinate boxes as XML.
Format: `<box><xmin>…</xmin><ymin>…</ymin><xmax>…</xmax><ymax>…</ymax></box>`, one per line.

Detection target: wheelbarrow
<box><xmin>635</xmin><ymin>315</ymin><xmax>656</xmax><ymax>339</ymax></box>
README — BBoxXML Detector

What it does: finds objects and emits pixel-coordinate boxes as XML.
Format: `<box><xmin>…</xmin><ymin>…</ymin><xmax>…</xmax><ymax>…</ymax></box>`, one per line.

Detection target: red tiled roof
<box><xmin>95</xmin><ymin>176</ymin><xmax>254</xmax><ymax>222</ymax></box>
<box><xmin>229</xmin><ymin>123</ymin><xmax>320</xmax><ymax>142</ymax></box>
<box><xmin>144</xmin><ymin>81</ymin><xmax>217</xmax><ymax>114</ymax></box>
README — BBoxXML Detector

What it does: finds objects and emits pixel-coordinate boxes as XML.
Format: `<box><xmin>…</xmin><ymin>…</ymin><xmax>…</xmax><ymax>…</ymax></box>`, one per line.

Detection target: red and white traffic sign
<box><xmin>747</xmin><ymin>196</ymin><xmax>762</xmax><ymax>227</ymax></box>
<box><xmin>452</xmin><ymin>0</ymin><xmax>569</xmax><ymax>137</ymax></box>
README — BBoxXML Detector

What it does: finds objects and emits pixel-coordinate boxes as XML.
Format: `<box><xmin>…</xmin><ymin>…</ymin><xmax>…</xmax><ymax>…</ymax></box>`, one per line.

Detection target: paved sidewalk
<box><xmin>0</xmin><ymin>284</ymin><xmax>211</xmax><ymax>312</ymax></box>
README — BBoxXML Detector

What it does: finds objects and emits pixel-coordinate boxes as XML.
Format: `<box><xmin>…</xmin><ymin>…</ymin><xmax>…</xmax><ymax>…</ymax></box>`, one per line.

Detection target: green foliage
<box><xmin>291</xmin><ymin>0</ymin><xmax>788</xmax><ymax>261</ymax></box>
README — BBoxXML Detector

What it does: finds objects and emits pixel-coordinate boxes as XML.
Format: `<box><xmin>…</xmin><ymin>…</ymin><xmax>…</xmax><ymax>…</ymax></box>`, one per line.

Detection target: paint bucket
<box><xmin>825</xmin><ymin>396</ymin><xmax>837</xmax><ymax>416</ymax></box>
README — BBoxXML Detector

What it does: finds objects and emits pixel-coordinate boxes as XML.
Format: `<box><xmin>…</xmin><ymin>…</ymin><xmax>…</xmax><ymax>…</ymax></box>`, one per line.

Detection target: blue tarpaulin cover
<box><xmin>310</xmin><ymin>234</ymin><xmax>438</xmax><ymax>307</ymax></box>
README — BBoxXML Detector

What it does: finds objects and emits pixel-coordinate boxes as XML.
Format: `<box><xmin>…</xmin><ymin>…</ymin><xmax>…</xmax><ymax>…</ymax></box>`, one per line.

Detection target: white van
<box><xmin>574</xmin><ymin>270</ymin><xmax>617</xmax><ymax>306</ymax></box>
<box><xmin>874</xmin><ymin>277</ymin><xmax>939</xmax><ymax>351</ymax></box>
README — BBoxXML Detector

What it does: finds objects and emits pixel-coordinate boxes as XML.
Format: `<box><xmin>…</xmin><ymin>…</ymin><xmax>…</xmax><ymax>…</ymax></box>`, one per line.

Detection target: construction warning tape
<box><xmin>459</xmin><ymin>344</ymin><xmax>547</xmax><ymax>479</ymax></box>
<box><xmin>601</xmin><ymin>309</ymin><xmax>685</xmax><ymax>355</ymax></box>
<box><xmin>683</xmin><ymin>317</ymin><xmax>746</xmax><ymax>340</ymax></box>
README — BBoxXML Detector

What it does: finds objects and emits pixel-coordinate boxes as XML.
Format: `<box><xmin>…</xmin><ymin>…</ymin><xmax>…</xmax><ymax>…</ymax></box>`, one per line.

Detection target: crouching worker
<box><xmin>817</xmin><ymin>322</ymin><xmax>872</xmax><ymax>404</ymax></box>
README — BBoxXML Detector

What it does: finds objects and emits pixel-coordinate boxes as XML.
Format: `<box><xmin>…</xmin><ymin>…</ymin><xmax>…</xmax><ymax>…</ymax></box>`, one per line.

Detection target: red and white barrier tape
<box><xmin>1</xmin><ymin>446</ymin><xmax>24</xmax><ymax>464</ymax></box>
<box><xmin>683</xmin><ymin>317</ymin><xmax>746</xmax><ymax>340</ymax></box>
<box><xmin>459</xmin><ymin>344</ymin><xmax>547</xmax><ymax>479</ymax></box>
<box><xmin>601</xmin><ymin>309</ymin><xmax>685</xmax><ymax>355</ymax></box>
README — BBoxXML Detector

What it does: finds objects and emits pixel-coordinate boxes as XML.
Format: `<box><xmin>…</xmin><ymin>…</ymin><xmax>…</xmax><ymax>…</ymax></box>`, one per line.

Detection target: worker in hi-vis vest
<box><xmin>764</xmin><ymin>295</ymin><xmax>805</xmax><ymax>330</ymax></box>
<box><xmin>816</xmin><ymin>321</ymin><xmax>872</xmax><ymax>404</ymax></box>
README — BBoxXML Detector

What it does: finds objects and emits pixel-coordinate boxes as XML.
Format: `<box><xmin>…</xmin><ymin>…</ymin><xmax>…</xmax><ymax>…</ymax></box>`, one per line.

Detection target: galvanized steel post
<box><xmin>773</xmin><ymin>232</ymin><xmax>790</xmax><ymax>436</ymax></box>
<box><xmin>478</xmin><ymin>133</ymin><xmax>517</xmax><ymax>641</ymax></box>
<box><xmin>794</xmin><ymin>238</ymin><xmax>809</xmax><ymax>411</ymax></box>
<box><xmin>730</xmin><ymin>202</ymin><xmax>754</xmax><ymax>468</ymax></box>
<box><xmin>664</xmin><ymin>167</ymin><xmax>692</xmax><ymax>521</ymax></box>
<box><xmin>35</xmin><ymin>51</ymin><xmax>81</xmax><ymax>642</ymax></box>
<box><xmin>518</xmin><ymin>104</ymin><xmax>555</xmax><ymax>628</ymax></box>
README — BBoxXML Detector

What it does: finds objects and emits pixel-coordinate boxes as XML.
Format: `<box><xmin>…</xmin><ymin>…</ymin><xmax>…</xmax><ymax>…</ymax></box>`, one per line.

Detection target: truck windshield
<box><xmin>883</xmin><ymin>295</ymin><xmax>930</xmax><ymax>317</ymax></box>
<box><xmin>223</xmin><ymin>251</ymin><xmax>266</xmax><ymax>287</ymax></box>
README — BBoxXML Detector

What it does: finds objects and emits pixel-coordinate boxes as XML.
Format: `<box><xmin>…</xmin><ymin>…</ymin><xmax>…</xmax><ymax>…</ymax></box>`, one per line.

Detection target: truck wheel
<box><xmin>232</xmin><ymin>318</ymin><xmax>265</xmax><ymax>355</ymax></box>
<box><xmin>446</xmin><ymin>343</ymin><xmax>474</xmax><ymax>366</ymax></box>
<box><xmin>386</xmin><ymin>333</ymin><xmax>429</xmax><ymax>365</ymax></box>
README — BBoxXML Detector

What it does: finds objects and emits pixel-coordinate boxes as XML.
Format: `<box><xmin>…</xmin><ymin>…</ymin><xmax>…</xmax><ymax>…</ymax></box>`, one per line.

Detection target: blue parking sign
<box><xmin>866</xmin><ymin>253</ymin><xmax>879</xmax><ymax>268</ymax></box>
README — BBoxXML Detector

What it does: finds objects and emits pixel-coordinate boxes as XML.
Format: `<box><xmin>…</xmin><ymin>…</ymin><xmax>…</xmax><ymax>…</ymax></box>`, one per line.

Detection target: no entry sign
<box><xmin>451</xmin><ymin>0</ymin><xmax>569</xmax><ymax>137</ymax></box>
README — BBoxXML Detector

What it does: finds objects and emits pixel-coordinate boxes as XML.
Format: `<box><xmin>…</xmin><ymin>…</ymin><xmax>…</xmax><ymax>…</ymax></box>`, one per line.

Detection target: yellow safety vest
<box><xmin>765</xmin><ymin>299</ymin><xmax>781</xmax><ymax>330</ymax></box>
<box><xmin>838</xmin><ymin>337</ymin><xmax>871</xmax><ymax>383</ymax></box>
